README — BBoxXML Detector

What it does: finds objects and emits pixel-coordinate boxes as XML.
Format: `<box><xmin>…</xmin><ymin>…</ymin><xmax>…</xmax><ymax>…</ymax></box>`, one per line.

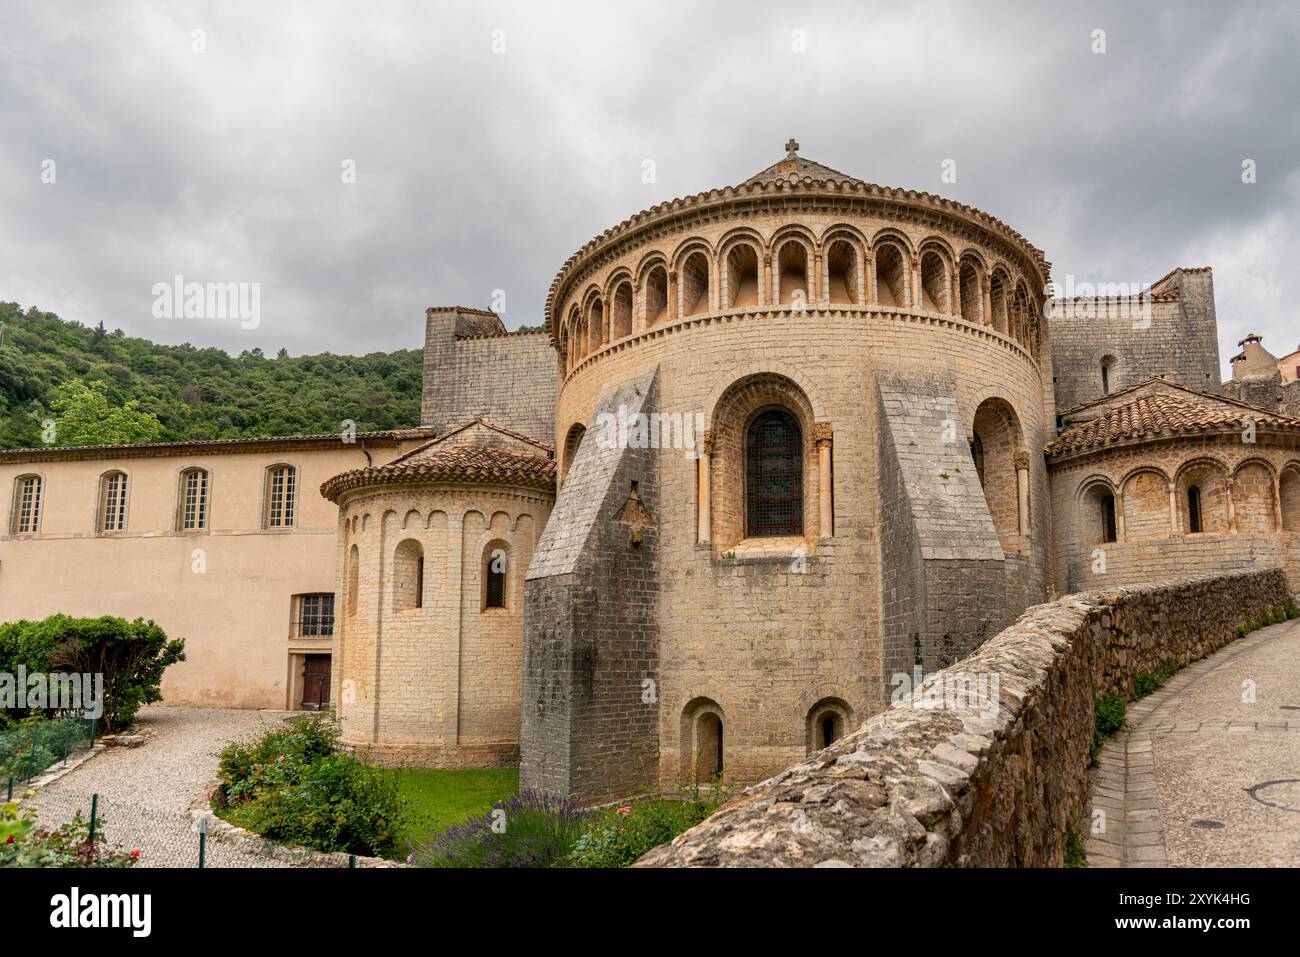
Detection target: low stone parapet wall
<box><xmin>636</xmin><ymin>569</ymin><xmax>1290</xmax><ymax>867</ymax></box>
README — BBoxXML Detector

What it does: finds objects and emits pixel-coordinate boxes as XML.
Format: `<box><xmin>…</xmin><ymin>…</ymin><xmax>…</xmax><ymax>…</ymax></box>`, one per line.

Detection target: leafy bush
<box><xmin>1285</xmin><ymin>598</ymin><xmax>1300</xmax><ymax>620</ymax></box>
<box><xmin>1090</xmin><ymin>691</ymin><xmax>1127</xmax><ymax>765</ymax></box>
<box><xmin>0</xmin><ymin>802</ymin><xmax>138</xmax><ymax>868</ymax></box>
<box><xmin>0</xmin><ymin>615</ymin><xmax>185</xmax><ymax>731</ymax></box>
<box><xmin>1063</xmin><ymin>816</ymin><xmax>1087</xmax><ymax>868</ymax></box>
<box><xmin>409</xmin><ymin>790</ymin><xmax>590</xmax><ymax>868</ymax></box>
<box><xmin>1132</xmin><ymin>657</ymin><xmax>1179</xmax><ymax>699</ymax></box>
<box><xmin>568</xmin><ymin>793</ymin><xmax>723</xmax><ymax>868</ymax></box>
<box><xmin>0</xmin><ymin>717</ymin><xmax>93</xmax><ymax>780</ymax></box>
<box><xmin>215</xmin><ymin>715</ymin><xmax>401</xmax><ymax>857</ymax></box>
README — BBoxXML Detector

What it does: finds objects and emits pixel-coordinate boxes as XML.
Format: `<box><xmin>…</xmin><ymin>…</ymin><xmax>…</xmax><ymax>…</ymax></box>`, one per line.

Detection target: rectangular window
<box><xmin>13</xmin><ymin>476</ymin><xmax>42</xmax><ymax>534</ymax></box>
<box><xmin>267</xmin><ymin>466</ymin><xmax>297</xmax><ymax>528</ymax></box>
<box><xmin>100</xmin><ymin>473</ymin><xmax>128</xmax><ymax>532</ymax></box>
<box><xmin>182</xmin><ymin>470</ymin><xmax>209</xmax><ymax>530</ymax></box>
<box><xmin>297</xmin><ymin>594</ymin><xmax>335</xmax><ymax>637</ymax></box>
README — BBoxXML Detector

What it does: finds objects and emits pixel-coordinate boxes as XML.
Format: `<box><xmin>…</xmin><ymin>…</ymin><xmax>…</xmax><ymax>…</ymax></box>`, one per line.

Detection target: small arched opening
<box><xmin>725</xmin><ymin>243</ymin><xmax>760</xmax><ymax>308</ymax></box>
<box><xmin>681</xmin><ymin>251</ymin><xmax>710</xmax><ymax>317</ymax></box>
<box><xmin>776</xmin><ymin>240</ymin><xmax>809</xmax><ymax>306</ymax></box>
<box><xmin>825</xmin><ymin>239</ymin><xmax>859</xmax><ymax>304</ymax></box>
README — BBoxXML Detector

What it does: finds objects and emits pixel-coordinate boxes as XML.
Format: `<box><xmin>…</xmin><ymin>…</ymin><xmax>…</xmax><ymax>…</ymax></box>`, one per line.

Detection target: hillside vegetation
<box><xmin>0</xmin><ymin>302</ymin><xmax>423</xmax><ymax>448</ymax></box>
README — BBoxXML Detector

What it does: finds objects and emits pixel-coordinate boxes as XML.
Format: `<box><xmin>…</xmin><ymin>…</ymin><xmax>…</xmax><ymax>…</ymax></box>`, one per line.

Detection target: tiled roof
<box><xmin>1048</xmin><ymin>384</ymin><xmax>1300</xmax><ymax>458</ymax></box>
<box><xmin>542</xmin><ymin>148</ymin><xmax>1052</xmax><ymax>345</ymax></box>
<box><xmin>320</xmin><ymin>441</ymin><xmax>556</xmax><ymax>501</ymax></box>
<box><xmin>0</xmin><ymin>427</ymin><xmax>436</xmax><ymax>464</ymax></box>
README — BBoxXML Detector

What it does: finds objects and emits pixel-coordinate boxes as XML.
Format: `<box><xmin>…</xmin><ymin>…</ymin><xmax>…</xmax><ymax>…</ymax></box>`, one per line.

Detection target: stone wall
<box><xmin>521</xmin><ymin>368</ymin><xmax>662</xmax><ymax>804</ymax></box>
<box><xmin>1049</xmin><ymin>268</ymin><xmax>1221</xmax><ymax>412</ymax></box>
<box><xmin>422</xmin><ymin>307</ymin><xmax>557</xmax><ymax>444</ymax></box>
<box><xmin>637</xmin><ymin>568</ymin><xmax>1290</xmax><ymax>867</ymax></box>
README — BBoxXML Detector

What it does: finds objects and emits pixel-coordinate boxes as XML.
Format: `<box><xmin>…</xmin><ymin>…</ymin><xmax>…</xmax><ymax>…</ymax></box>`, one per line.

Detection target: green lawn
<box><xmin>394</xmin><ymin>767</ymin><xmax>519</xmax><ymax>848</ymax></box>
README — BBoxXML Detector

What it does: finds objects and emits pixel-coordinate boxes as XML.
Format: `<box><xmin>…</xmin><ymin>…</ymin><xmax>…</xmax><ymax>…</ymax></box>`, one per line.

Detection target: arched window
<box><xmin>745</xmin><ymin>409</ymin><xmax>803</xmax><ymax>537</ymax></box>
<box><xmin>725</xmin><ymin>244</ymin><xmax>759</xmax><ymax>308</ymax></box>
<box><xmin>265</xmin><ymin>465</ymin><xmax>297</xmax><ymax>528</ymax></box>
<box><xmin>776</xmin><ymin>240</ymin><xmax>809</xmax><ymax>305</ymax></box>
<box><xmin>919</xmin><ymin>250</ymin><xmax>948</xmax><ymax>312</ymax></box>
<box><xmin>346</xmin><ymin>544</ymin><xmax>360</xmax><ymax>617</ymax></box>
<box><xmin>1100</xmin><ymin>493</ymin><xmax>1118</xmax><ymax>543</ymax></box>
<box><xmin>98</xmin><ymin>471</ymin><xmax>129</xmax><ymax>533</ymax></box>
<box><xmin>806</xmin><ymin>698</ymin><xmax>852</xmax><ymax>753</ymax></box>
<box><xmin>1187</xmin><ymin>486</ymin><xmax>1203</xmax><ymax>533</ymax></box>
<box><xmin>10</xmin><ymin>474</ymin><xmax>42</xmax><ymax>535</ymax></box>
<box><xmin>825</xmin><ymin>240</ymin><xmax>859</xmax><ymax>304</ymax></box>
<box><xmin>989</xmin><ymin>272</ymin><xmax>1009</xmax><ymax>334</ymax></box>
<box><xmin>958</xmin><ymin>258</ymin><xmax>982</xmax><ymax>322</ymax></box>
<box><xmin>972</xmin><ymin>398</ymin><xmax>1024</xmax><ymax>552</ymax></box>
<box><xmin>1101</xmin><ymin>355</ymin><xmax>1116</xmax><ymax>395</ymax></box>
<box><xmin>1282</xmin><ymin>466</ymin><xmax>1300</xmax><ymax>532</ymax></box>
<box><xmin>587</xmin><ymin>296</ymin><xmax>604</xmax><ymax>353</ymax></box>
<box><xmin>484</xmin><ymin>543</ymin><xmax>507</xmax><ymax>609</ymax></box>
<box><xmin>874</xmin><ymin>243</ymin><xmax>907</xmax><ymax>307</ymax></box>
<box><xmin>644</xmin><ymin>265</ymin><xmax>668</xmax><ymax>326</ymax></box>
<box><xmin>562</xmin><ymin>423</ymin><xmax>585</xmax><ymax>485</ymax></box>
<box><xmin>178</xmin><ymin>468</ymin><xmax>210</xmax><ymax>531</ymax></box>
<box><xmin>681</xmin><ymin>251</ymin><xmax>710</xmax><ymax>316</ymax></box>
<box><xmin>393</xmin><ymin>539</ymin><xmax>424</xmax><ymax>610</ymax></box>
<box><xmin>610</xmin><ymin>281</ymin><xmax>633</xmax><ymax>341</ymax></box>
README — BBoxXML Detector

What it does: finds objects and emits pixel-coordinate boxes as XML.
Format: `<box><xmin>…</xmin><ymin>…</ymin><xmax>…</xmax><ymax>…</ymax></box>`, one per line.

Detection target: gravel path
<box><xmin>26</xmin><ymin>705</ymin><xmax>298</xmax><ymax>868</ymax></box>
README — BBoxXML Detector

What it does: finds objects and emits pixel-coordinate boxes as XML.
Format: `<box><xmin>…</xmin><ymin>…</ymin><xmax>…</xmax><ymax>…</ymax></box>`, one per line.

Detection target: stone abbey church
<box><xmin>3</xmin><ymin>145</ymin><xmax>1299</xmax><ymax>803</ymax></box>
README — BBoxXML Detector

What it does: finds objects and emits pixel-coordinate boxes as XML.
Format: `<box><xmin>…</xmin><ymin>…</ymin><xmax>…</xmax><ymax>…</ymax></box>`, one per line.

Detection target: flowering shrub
<box><xmin>408</xmin><ymin>790</ymin><xmax>590</xmax><ymax>868</ymax></box>
<box><xmin>567</xmin><ymin>792</ymin><xmax>723</xmax><ymax>868</ymax></box>
<box><xmin>0</xmin><ymin>802</ymin><xmax>138</xmax><ymax>868</ymax></box>
<box><xmin>215</xmin><ymin>715</ymin><xmax>401</xmax><ymax>857</ymax></box>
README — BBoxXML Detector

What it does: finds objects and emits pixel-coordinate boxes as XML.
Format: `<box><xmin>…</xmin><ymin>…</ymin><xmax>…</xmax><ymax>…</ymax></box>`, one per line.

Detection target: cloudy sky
<box><xmin>2</xmin><ymin>1</ymin><xmax>1296</xmax><ymax>375</ymax></box>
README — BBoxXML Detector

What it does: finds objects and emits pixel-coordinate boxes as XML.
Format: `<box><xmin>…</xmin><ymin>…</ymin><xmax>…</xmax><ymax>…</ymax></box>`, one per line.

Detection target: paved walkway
<box><xmin>26</xmin><ymin>705</ymin><xmax>294</xmax><ymax>867</ymax></box>
<box><xmin>1088</xmin><ymin>618</ymin><xmax>1300</xmax><ymax>867</ymax></box>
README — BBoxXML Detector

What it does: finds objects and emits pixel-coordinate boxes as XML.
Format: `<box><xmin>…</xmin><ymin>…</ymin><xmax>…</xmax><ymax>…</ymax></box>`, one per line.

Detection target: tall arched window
<box><xmin>745</xmin><ymin>409</ymin><xmax>803</xmax><ymax>537</ymax></box>
<box><xmin>346</xmin><ymin>544</ymin><xmax>360</xmax><ymax>616</ymax></box>
<box><xmin>393</xmin><ymin>539</ymin><xmax>424</xmax><ymax>610</ymax></box>
<box><xmin>98</xmin><ymin>471</ymin><xmax>129</xmax><ymax>533</ymax></box>
<box><xmin>1101</xmin><ymin>355</ymin><xmax>1116</xmax><ymax>395</ymax></box>
<box><xmin>644</xmin><ymin>265</ymin><xmax>668</xmax><ymax>326</ymax></box>
<box><xmin>10</xmin><ymin>474</ymin><xmax>42</xmax><ymax>535</ymax></box>
<box><xmin>1187</xmin><ymin>486</ymin><xmax>1203</xmax><ymax>533</ymax></box>
<box><xmin>1100</xmin><ymin>493</ymin><xmax>1118</xmax><ymax>543</ymax></box>
<box><xmin>178</xmin><ymin>468</ymin><xmax>210</xmax><ymax>531</ymax></box>
<box><xmin>484</xmin><ymin>542</ymin><xmax>507</xmax><ymax>609</ymax></box>
<box><xmin>265</xmin><ymin>465</ymin><xmax>297</xmax><ymax>528</ymax></box>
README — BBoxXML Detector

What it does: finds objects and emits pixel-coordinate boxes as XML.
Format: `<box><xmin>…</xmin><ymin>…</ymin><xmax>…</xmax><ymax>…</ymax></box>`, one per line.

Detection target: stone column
<box><xmin>1274</xmin><ymin>474</ymin><xmax>1284</xmax><ymax>531</ymax></box>
<box><xmin>668</xmin><ymin>270</ymin><xmax>678</xmax><ymax>321</ymax></box>
<box><xmin>601</xmin><ymin>300</ymin><xmax>610</xmax><ymax>348</ymax></box>
<box><xmin>763</xmin><ymin>255</ymin><xmax>773</xmax><ymax>307</ymax></box>
<box><xmin>1226</xmin><ymin>477</ymin><xmax>1237</xmax><ymax>533</ymax></box>
<box><xmin>1014</xmin><ymin>449</ymin><xmax>1031</xmax><ymax>537</ymax></box>
<box><xmin>982</xmin><ymin>276</ymin><xmax>992</xmax><ymax>326</ymax></box>
<box><xmin>1115</xmin><ymin>491</ymin><xmax>1126</xmax><ymax>543</ymax></box>
<box><xmin>815</xmin><ymin>424</ymin><xmax>833</xmax><ymax>537</ymax></box>
<box><xmin>813</xmin><ymin>250</ymin><xmax>823</xmax><ymax>304</ymax></box>
<box><xmin>1168</xmin><ymin>481</ymin><xmax>1179</xmax><ymax>536</ymax></box>
<box><xmin>909</xmin><ymin>256</ymin><xmax>920</xmax><ymax>309</ymax></box>
<box><xmin>698</xmin><ymin>430</ymin><xmax>714</xmax><ymax>544</ymax></box>
<box><xmin>868</xmin><ymin>254</ymin><xmax>877</xmax><ymax>305</ymax></box>
<box><xmin>951</xmin><ymin>270</ymin><xmax>961</xmax><ymax>318</ymax></box>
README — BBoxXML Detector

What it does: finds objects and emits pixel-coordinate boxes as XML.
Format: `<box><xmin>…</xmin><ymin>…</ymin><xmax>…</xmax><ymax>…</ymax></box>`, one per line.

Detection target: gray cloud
<box><xmin>1</xmin><ymin>0</ymin><xmax>1296</xmax><ymax>375</ymax></box>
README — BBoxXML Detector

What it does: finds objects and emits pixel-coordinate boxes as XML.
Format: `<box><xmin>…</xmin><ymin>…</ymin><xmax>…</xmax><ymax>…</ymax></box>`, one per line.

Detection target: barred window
<box><xmin>179</xmin><ymin>468</ymin><xmax>209</xmax><ymax>531</ymax></box>
<box><xmin>98</xmin><ymin>471</ymin><xmax>129</xmax><ymax>533</ymax></box>
<box><xmin>745</xmin><ymin>409</ymin><xmax>803</xmax><ymax>537</ymax></box>
<box><xmin>266</xmin><ymin>465</ymin><xmax>297</xmax><ymax>528</ymax></box>
<box><xmin>297</xmin><ymin>593</ymin><xmax>335</xmax><ymax>637</ymax></box>
<box><xmin>11</xmin><ymin>475</ymin><xmax>42</xmax><ymax>534</ymax></box>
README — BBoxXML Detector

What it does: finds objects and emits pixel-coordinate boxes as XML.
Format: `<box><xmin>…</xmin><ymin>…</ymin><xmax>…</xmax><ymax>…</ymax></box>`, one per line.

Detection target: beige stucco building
<box><xmin>3</xmin><ymin>144</ymin><xmax>1298</xmax><ymax>800</ymax></box>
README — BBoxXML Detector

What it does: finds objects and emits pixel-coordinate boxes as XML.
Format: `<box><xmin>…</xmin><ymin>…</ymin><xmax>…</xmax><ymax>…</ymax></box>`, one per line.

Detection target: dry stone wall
<box><xmin>637</xmin><ymin>568</ymin><xmax>1290</xmax><ymax>867</ymax></box>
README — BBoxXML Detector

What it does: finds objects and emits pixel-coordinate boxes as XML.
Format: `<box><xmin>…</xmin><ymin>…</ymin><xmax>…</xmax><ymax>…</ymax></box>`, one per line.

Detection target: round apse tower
<box><xmin>525</xmin><ymin>142</ymin><xmax>1055</xmax><ymax>801</ymax></box>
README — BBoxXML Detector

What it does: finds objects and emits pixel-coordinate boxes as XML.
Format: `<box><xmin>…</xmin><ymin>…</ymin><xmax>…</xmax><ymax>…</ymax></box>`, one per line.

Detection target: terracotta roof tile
<box><xmin>320</xmin><ymin>442</ymin><xmax>555</xmax><ymax>501</ymax></box>
<box><xmin>1048</xmin><ymin>388</ymin><xmax>1300</xmax><ymax>458</ymax></box>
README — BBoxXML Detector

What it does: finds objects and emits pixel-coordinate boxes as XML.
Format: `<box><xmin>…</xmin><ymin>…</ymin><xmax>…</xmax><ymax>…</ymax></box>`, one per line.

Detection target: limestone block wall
<box><xmin>521</xmin><ymin>369</ymin><xmax>661</xmax><ymax>803</ymax></box>
<box><xmin>1049</xmin><ymin>437</ymin><xmax>1300</xmax><ymax>593</ymax></box>
<box><xmin>421</xmin><ymin>307</ymin><xmax>556</xmax><ymax>444</ymax></box>
<box><xmin>333</xmin><ymin>484</ymin><xmax>552</xmax><ymax>767</ymax></box>
<box><xmin>637</xmin><ymin>569</ymin><xmax>1291</xmax><ymax>867</ymax></box>
<box><xmin>1049</xmin><ymin>268</ymin><xmax>1221</xmax><ymax>412</ymax></box>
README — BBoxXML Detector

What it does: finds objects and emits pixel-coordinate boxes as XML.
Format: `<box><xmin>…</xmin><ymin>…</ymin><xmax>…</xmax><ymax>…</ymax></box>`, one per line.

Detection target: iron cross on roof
<box><xmin>784</xmin><ymin>138</ymin><xmax>800</xmax><ymax>159</ymax></box>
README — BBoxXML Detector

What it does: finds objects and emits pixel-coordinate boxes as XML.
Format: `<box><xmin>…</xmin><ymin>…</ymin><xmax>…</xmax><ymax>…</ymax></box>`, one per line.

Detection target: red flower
<box><xmin>4</xmin><ymin>835</ymin><xmax>12</xmax><ymax>844</ymax></box>
<box><xmin>130</xmin><ymin>848</ymin><xmax>141</xmax><ymax>858</ymax></box>
<box><xmin>616</xmin><ymin>806</ymin><xmax>632</xmax><ymax>816</ymax></box>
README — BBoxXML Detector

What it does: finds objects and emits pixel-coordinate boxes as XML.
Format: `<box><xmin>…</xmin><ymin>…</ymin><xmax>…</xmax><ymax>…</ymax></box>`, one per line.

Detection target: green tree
<box><xmin>50</xmin><ymin>378</ymin><xmax>164</xmax><ymax>446</ymax></box>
